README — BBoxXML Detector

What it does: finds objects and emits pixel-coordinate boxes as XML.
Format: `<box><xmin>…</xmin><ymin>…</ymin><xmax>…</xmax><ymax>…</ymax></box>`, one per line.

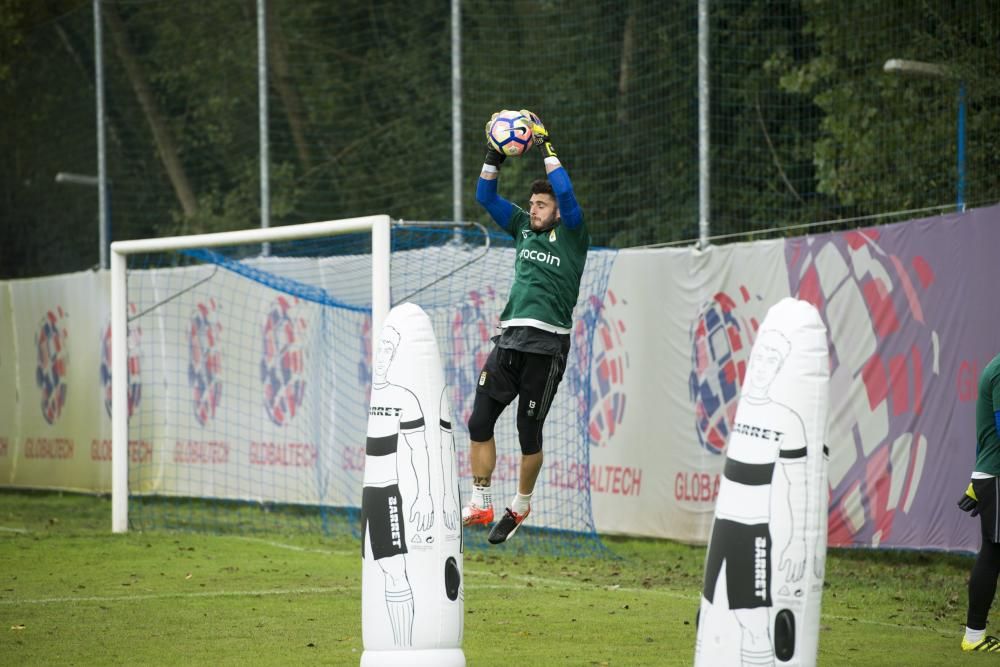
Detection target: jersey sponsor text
<box><xmin>518</xmin><ymin>248</ymin><xmax>561</xmax><ymax>267</ymax></box>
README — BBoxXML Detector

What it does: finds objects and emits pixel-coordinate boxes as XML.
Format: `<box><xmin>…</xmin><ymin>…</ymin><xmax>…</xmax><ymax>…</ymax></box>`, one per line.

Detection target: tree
<box><xmin>780</xmin><ymin>0</ymin><xmax>1000</xmax><ymax>218</ymax></box>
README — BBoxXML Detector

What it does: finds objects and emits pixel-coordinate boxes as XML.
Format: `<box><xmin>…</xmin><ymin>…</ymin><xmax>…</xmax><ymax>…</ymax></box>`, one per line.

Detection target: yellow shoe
<box><xmin>962</xmin><ymin>635</ymin><xmax>1000</xmax><ymax>652</ymax></box>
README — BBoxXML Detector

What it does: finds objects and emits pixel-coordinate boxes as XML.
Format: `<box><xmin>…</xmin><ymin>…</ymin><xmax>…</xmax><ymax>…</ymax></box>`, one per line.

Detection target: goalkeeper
<box><xmin>462</xmin><ymin>110</ymin><xmax>589</xmax><ymax>544</ymax></box>
<box><xmin>958</xmin><ymin>350</ymin><xmax>1000</xmax><ymax>652</ymax></box>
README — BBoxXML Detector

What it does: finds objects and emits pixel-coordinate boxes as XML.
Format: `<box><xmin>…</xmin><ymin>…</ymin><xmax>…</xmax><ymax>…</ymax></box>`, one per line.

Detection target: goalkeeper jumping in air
<box><xmin>462</xmin><ymin>110</ymin><xmax>589</xmax><ymax>544</ymax></box>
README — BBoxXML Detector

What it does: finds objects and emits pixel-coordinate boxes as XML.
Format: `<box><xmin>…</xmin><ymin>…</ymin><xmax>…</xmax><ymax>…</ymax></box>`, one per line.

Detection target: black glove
<box><xmin>958</xmin><ymin>482</ymin><xmax>980</xmax><ymax>516</ymax></box>
<box><xmin>484</xmin><ymin>145</ymin><xmax>507</xmax><ymax>167</ymax></box>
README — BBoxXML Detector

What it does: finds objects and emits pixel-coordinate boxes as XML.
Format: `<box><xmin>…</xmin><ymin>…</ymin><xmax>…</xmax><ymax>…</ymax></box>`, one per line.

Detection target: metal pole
<box><xmin>883</xmin><ymin>59</ymin><xmax>966</xmax><ymax>213</ymax></box>
<box><xmin>697</xmin><ymin>0</ymin><xmax>710</xmax><ymax>248</ymax></box>
<box><xmin>957</xmin><ymin>82</ymin><xmax>966</xmax><ymax>212</ymax></box>
<box><xmin>110</xmin><ymin>247</ymin><xmax>128</xmax><ymax>532</ymax></box>
<box><xmin>451</xmin><ymin>0</ymin><xmax>462</xmax><ymax>224</ymax></box>
<box><xmin>371</xmin><ymin>217</ymin><xmax>391</xmax><ymax>337</ymax></box>
<box><xmin>258</xmin><ymin>0</ymin><xmax>271</xmax><ymax>250</ymax></box>
<box><xmin>94</xmin><ymin>0</ymin><xmax>109</xmax><ymax>269</ymax></box>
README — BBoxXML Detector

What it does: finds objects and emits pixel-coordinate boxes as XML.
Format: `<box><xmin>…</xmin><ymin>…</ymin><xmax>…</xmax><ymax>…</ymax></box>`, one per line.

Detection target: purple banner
<box><xmin>785</xmin><ymin>205</ymin><xmax>998</xmax><ymax>551</ymax></box>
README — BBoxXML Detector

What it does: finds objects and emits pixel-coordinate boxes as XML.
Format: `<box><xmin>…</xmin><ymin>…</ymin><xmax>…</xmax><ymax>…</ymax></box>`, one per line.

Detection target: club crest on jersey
<box><xmin>479</xmin><ymin>371</ymin><xmax>487</xmax><ymax>386</ymax></box>
<box><xmin>521</xmin><ymin>230</ymin><xmax>530</xmax><ymax>239</ymax></box>
<box><xmin>549</xmin><ymin>229</ymin><xmax>557</xmax><ymax>242</ymax></box>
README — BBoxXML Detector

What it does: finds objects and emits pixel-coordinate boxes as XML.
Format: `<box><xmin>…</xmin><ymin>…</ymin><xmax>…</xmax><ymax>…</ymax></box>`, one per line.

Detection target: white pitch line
<box><xmin>0</xmin><ymin>581</ymin><xmax>547</xmax><ymax>606</ymax></box>
<box><xmin>232</xmin><ymin>535</ymin><xmax>355</xmax><ymax>557</ymax></box>
<box><xmin>0</xmin><ymin>526</ymin><xmax>29</xmax><ymax>533</ymax></box>
<box><xmin>0</xmin><ymin>586</ymin><xmax>351</xmax><ymax>606</ymax></box>
<box><xmin>0</xmin><ymin>539</ymin><xmax>955</xmax><ymax>638</ymax></box>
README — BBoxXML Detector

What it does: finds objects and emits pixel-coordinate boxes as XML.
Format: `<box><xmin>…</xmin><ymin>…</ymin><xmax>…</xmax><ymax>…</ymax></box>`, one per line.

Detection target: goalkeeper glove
<box><xmin>958</xmin><ymin>482</ymin><xmax>980</xmax><ymax>516</ymax></box>
<box><xmin>519</xmin><ymin>108</ymin><xmax>557</xmax><ymax>159</ymax></box>
<box><xmin>484</xmin><ymin>145</ymin><xmax>506</xmax><ymax>167</ymax></box>
<box><xmin>484</xmin><ymin>111</ymin><xmax>506</xmax><ymax>167</ymax></box>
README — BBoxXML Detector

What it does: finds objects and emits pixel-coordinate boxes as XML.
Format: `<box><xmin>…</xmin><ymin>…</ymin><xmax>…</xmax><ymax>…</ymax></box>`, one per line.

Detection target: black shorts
<box><xmin>973</xmin><ymin>477</ymin><xmax>1000</xmax><ymax>543</ymax></box>
<box><xmin>477</xmin><ymin>345</ymin><xmax>565</xmax><ymax>419</ymax></box>
<box><xmin>467</xmin><ymin>345</ymin><xmax>566</xmax><ymax>455</ymax></box>
<box><xmin>703</xmin><ymin>519</ymin><xmax>772</xmax><ymax>609</ymax></box>
<box><xmin>361</xmin><ymin>485</ymin><xmax>408</xmax><ymax>560</ymax></box>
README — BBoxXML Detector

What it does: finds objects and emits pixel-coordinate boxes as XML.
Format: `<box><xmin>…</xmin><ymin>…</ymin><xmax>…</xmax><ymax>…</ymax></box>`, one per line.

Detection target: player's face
<box><xmin>529</xmin><ymin>193</ymin><xmax>558</xmax><ymax>231</ymax></box>
<box><xmin>748</xmin><ymin>346</ymin><xmax>783</xmax><ymax>389</ymax></box>
<box><xmin>374</xmin><ymin>339</ymin><xmax>395</xmax><ymax>376</ymax></box>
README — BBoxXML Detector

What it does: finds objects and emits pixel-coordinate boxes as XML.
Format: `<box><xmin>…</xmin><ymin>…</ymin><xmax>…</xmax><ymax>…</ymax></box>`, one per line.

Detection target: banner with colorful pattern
<box><xmin>589</xmin><ymin>206</ymin><xmax>992</xmax><ymax>551</ymax></box>
<box><xmin>0</xmin><ymin>271</ymin><xmax>112</xmax><ymax>491</ymax></box>
<box><xmin>0</xmin><ymin>206</ymin><xmax>995</xmax><ymax>551</ymax></box>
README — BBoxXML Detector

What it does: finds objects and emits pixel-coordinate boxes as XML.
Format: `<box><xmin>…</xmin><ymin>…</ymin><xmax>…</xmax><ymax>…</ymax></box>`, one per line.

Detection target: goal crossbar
<box><xmin>109</xmin><ymin>215</ymin><xmax>391</xmax><ymax>533</ymax></box>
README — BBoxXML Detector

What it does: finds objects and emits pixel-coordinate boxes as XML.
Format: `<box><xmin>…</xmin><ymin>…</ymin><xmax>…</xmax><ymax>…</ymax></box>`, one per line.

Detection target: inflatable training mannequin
<box><xmin>361</xmin><ymin>303</ymin><xmax>464</xmax><ymax>666</ymax></box>
<box><xmin>695</xmin><ymin>297</ymin><xmax>829</xmax><ymax>667</ymax></box>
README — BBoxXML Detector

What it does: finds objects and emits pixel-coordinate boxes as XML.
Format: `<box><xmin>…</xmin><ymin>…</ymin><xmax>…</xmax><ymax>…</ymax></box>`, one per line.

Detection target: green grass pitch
<box><xmin>0</xmin><ymin>491</ymin><xmax>984</xmax><ymax>665</ymax></box>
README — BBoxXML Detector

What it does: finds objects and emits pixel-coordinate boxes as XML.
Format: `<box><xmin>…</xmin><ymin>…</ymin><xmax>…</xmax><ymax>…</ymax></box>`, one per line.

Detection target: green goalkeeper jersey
<box><xmin>975</xmin><ymin>352</ymin><xmax>1000</xmax><ymax>475</ymax></box>
<box><xmin>499</xmin><ymin>207</ymin><xmax>589</xmax><ymax>334</ymax></box>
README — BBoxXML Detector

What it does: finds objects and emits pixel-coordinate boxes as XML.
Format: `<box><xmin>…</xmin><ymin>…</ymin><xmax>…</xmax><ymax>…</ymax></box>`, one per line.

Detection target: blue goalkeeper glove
<box><xmin>519</xmin><ymin>108</ymin><xmax>557</xmax><ymax>159</ymax></box>
<box><xmin>958</xmin><ymin>482</ymin><xmax>980</xmax><ymax>516</ymax></box>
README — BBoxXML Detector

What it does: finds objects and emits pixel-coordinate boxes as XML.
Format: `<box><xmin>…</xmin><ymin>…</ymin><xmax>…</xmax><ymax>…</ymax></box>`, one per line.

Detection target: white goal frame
<box><xmin>109</xmin><ymin>215</ymin><xmax>391</xmax><ymax>533</ymax></box>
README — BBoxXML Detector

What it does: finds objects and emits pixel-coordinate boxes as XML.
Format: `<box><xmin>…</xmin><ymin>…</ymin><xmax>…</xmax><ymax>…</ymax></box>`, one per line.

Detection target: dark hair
<box><xmin>530</xmin><ymin>179</ymin><xmax>554</xmax><ymax>198</ymax></box>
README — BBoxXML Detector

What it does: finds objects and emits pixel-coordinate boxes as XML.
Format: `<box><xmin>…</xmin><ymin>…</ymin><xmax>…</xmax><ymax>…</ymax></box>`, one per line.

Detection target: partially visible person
<box><xmin>958</xmin><ymin>350</ymin><xmax>1000</xmax><ymax>652</ymax></box>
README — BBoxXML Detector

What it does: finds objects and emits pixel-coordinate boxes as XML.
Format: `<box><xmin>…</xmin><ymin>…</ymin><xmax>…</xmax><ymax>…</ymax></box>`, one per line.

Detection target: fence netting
<box><xmin>2</xmin><ymin>0</ymin><xmax>998</xmax><ymax>277</ymax></box>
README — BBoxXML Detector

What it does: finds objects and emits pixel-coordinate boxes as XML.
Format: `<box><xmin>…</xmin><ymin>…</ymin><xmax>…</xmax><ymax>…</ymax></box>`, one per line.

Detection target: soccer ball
<box><xmin>487</xmin><ymin>110</ymin><xmax>533</xmax><ymax>157</ymax></box>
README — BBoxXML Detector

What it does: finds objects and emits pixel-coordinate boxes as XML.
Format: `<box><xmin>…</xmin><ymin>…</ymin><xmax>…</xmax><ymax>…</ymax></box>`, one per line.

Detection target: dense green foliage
<box><xmin>1</xmin><ymin>1</ymin><xmax>998</xmax><ymax>277</ymax></box>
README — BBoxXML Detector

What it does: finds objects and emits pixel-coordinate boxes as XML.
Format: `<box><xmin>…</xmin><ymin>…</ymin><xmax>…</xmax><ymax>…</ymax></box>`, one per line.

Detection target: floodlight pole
<box><xmin>697</xmin><ymin>0</ymin><xmax>710</xmax><ymax>248</ymax></box>
<box><xmin>95</xmin><ymin>0</ymin><xmax>110</xmax><ymax>269</ymax></box>
<box><xmin>257</xmin><ymin>0</ymin><xmax>271</xmax><ymax>254</ymax></box>
<box><xmin>957</xmin><ymin>81</ymin><xmax>966</xmax><ymax>211</ymax></box>
<box><xmin>451</xmin><ymin>0</ymin><xmax>462</xmax><ymax>225</ymax></box>
<box><xmin>883</xmin><ymin>58</ymin><xmax>966</xmax><ymax>212</ymax></box>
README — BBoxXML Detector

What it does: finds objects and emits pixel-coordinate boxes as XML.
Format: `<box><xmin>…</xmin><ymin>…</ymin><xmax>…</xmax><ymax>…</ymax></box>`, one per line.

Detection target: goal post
<box><xmin>110</xmin><ymin>215</ymin><xmax>391</xmax><ymax>533</ymax></box>
<box><xmin>107</xmin><ymin>214</ymin><xmax>613</xmax><ymax>556</ymax></box>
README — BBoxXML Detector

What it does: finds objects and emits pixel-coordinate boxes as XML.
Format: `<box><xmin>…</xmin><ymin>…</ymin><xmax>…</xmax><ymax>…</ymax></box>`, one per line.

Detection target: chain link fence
<box><xmin>2</xmin><ymin>0</ymin><xmax>998</xmax><ymax>277</ymax></box>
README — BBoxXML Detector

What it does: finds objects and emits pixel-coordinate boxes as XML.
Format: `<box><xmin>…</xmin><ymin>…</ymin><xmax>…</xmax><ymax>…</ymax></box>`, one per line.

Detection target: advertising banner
<box><xmin>588</xmin><ymin>207</ymin><xmax>992</xmax><ymax>551</ymax></box>
<box><xmin>2</xmin><ymin>206</ymin><xmax>996</xmax><ymax>552</ymax></box>
<box><xmin>0</xmin><ymin>284</ymin><xmax>17</xmax><ymax>484</ymax></box>
<box><xmin>124</xmin><ymin>265</ymin><xmax>349</xmax><ymax>506</ymax></box>
<box><xmin>6</xmin><ymin>271</ymin><xmax>111</xmax><ymax>492</ymax></box>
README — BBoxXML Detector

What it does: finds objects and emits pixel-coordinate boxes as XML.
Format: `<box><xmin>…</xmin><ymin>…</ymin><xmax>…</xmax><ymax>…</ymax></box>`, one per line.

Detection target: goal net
<box><xmin>110</xmin><ymin>217</ymin><xmax>616</xmax><ymax>556</ymax></box>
